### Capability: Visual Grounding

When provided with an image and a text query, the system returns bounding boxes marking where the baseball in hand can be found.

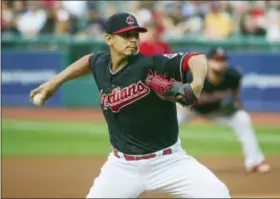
[32,93,44,106]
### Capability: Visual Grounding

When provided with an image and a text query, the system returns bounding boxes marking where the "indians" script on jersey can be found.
[100,81,150,112]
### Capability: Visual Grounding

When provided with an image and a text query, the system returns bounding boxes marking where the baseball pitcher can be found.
[30,13,230,198]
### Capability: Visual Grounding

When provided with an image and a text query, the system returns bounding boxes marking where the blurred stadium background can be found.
[2,0,280,198]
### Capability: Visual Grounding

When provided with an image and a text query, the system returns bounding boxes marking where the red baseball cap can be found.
[105,13,147,34]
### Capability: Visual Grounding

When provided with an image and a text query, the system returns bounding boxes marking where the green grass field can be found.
[2,119,280,157]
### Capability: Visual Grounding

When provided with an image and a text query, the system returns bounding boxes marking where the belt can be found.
[112,148,172,161]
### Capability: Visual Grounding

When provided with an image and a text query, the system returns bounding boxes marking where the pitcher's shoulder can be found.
[133,53,155,68]
[134,53,178,66]
[88,51,111,72]
[92,51,111,62]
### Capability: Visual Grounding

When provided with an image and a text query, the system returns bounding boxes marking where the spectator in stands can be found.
[203,2,233,40]
[180,1,204,35]
[2,1,24,34]
[251,1,266,30]
[59,1,86,34]
[240,13,266,37]
[41,0,56,9]
[3,0,279,40]
[139,22,171,56]
[150,6,166,37]
[84,8,106,36]
[2,1,16,34]
[87,1,99,12]
[52,1,74,35]
[155,6,186,39]
[265,8,280,42]
[61,1,87,19]
[219,1,234,16]
[230,1,251,35]
[40,1,56,34]
[16,1,47,36]
[130,1,153,27]
[104,2,118,19]
[11,0,26,16]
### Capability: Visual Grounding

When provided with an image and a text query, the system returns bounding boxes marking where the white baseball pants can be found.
[176,104,265,170]
[86,139,230,198]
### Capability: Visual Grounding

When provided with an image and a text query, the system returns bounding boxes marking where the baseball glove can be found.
[145,70,198,106]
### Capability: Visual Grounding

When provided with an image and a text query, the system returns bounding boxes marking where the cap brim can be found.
[113,26,147,34]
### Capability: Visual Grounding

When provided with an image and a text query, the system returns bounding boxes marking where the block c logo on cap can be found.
[126,15,135,25]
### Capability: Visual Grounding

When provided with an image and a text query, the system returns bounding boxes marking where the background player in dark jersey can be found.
[30,13,230,198]
[177,46,270,174]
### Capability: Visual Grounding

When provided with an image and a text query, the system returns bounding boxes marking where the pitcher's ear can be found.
[105,34,113,46]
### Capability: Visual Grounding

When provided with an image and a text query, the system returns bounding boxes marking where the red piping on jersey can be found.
[88,53,94,63]
[182,52,203,72]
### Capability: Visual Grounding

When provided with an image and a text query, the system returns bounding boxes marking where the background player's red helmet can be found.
[105,13,147,34]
